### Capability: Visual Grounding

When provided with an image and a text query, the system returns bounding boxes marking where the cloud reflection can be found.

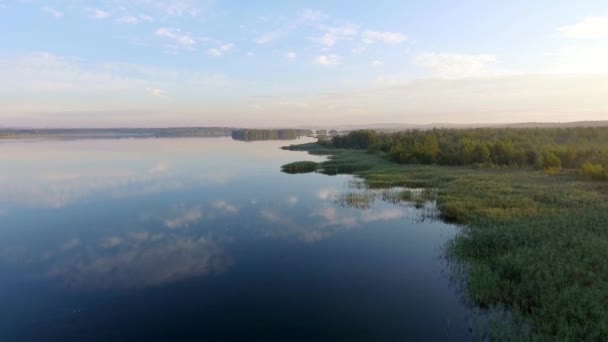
[259,204,405,243]
[47,235,232,289]
[164,206,203,229]
[212,200,239,214]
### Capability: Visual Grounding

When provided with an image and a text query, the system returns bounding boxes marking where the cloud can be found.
[317,188,337,199]
[255,31,284,45]
[61,238,81,251]
[146,87,166,98]
[207,43,234,57]
[299,8,327,22]
[361,209,402,222]
[86,8,110,19]
[192,74,235,87]
[413,53,498,78]
[149,162,170,174]
[117,15,140,24]
[545,46,608,74]
[311,207,358,227]
[155,27,196,48]
[100,236,123,248]
[164,207,203,229]
[139,14,154,22]
[315,54,340,67]
[362,30,406,44]
[371,60,383,67]
[47,236,232,289]
[0,52,156,99]
[288,196,298,205]
[558,16,608,39]
[42,6,63,18]
[313,24,358,47]
[286,51,297,60]
[156,0,201,17]
[255,8,327,46]
[130,232,150,240]
[213,200,239,214]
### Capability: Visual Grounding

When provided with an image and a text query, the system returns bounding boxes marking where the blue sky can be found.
[1,0,608,127]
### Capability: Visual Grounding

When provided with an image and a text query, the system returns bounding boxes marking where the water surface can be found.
[0,137,472,341]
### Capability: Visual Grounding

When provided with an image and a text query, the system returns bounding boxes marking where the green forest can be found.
[327,128,608,180]
[232,129,313,141]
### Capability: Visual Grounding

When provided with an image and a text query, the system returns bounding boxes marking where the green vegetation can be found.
[0,127,236,139]
[284,128,608,340]
[231,129,312,141]
[281,161,319,173]
[327,128,608,179]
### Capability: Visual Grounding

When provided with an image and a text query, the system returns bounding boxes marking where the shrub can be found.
[577,162,608,181]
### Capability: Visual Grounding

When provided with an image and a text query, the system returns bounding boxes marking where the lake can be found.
[0,137,473,341]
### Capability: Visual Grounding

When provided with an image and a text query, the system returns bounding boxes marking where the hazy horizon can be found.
[2,1,608,127]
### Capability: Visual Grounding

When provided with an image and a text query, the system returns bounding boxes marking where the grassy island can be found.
[283,128,608,341]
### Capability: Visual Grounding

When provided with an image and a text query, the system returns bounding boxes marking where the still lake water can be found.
[0,137,472,341]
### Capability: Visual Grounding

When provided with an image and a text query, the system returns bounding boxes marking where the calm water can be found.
[0,137,472,341]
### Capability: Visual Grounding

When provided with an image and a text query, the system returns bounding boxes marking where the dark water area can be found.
[0,137,473,341]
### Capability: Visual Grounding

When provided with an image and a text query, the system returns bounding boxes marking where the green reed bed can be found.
[283,143,608,341]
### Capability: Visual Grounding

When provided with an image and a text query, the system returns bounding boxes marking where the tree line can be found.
[323,128,608,180]
[232,129,312,141]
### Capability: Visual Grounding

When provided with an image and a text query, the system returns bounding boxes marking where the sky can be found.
[1,0,608,127]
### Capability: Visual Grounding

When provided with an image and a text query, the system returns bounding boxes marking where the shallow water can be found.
[0,137,472,341]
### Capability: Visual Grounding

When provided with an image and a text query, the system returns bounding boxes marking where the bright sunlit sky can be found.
[1,0,608,127]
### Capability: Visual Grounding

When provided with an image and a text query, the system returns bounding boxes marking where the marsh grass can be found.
[281,161,319,173]
[284,142,608,341]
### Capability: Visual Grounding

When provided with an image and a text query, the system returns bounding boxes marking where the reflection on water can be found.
[0,137,472,341]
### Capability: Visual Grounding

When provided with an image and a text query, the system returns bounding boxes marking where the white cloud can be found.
[86,8,110,19]
[317,188,337,199]
[255,31,284,45]
[148,162,170,174]
[311,207,358,227]
[155,27,196,48]
[288,196,298,205]
[545,46,608,74]
[207,43,234,57]
[361,209,402,222]
[414,53,498,78]
[159,1,201,17]
[47,236,232,289]
[299,8,327,22]
[255,8,327,46]
[164,207,202,229]
[371,60,383,67]
[362,30,406,44]
[315,54,340,67]
[61,238,80,251]
[192,74,234,87]
[313,24,358,47]
[117,15,140,24]
[0,52,157,100]
[146,87,166,98]
[139,14,154,22]
[558,16,608,39]
[100,236,123,248]
[213,200,239,214]
[316,33,337,47]
[42,6,63,18]
[286,51,297,60]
